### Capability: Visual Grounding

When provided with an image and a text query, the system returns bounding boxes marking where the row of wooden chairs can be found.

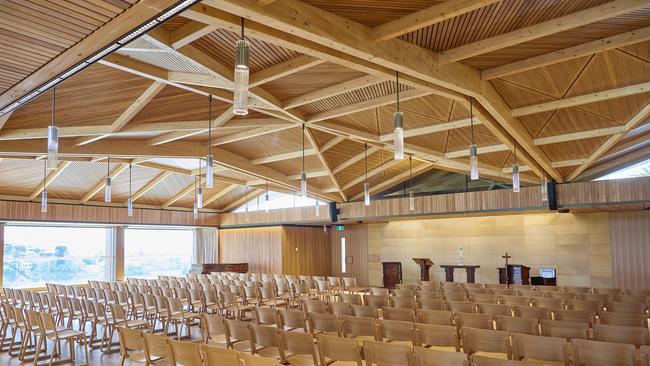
[398,281,650,296]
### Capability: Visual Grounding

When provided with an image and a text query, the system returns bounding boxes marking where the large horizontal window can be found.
[3,225,111,288]
[234,191,321,212]
[596,159,650,181]
[124,228,193,279]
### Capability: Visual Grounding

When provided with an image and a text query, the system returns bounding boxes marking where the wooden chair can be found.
[552,309,596,326]
[339,315,378,342]
[225,318,253,352]
[222,292,253,320]
[307,312,340,336]
[511,333,569,366]
[469,294,498,304]
[253,306,279,326]
[369,288,389,296]
[500,296,529,306]
[476,303,512,317]
[329,301,352,316]
[238,352,283,366]
[417,309,453,326]
[612,295,649,304]
[447,301,477,314]
[593,323,649,347]
[35,311,89,366]
[340,293,363,305]
[416,291,442,300]
[455,312,493,330]
[363,339,413,366]
[565,299,603,313]
[248,323,282,359]
[392,288,414,298]
[316,334,363,366]
[168,338,203,366]
[200,344,239,366]
[462,327,512,359]
[528,297,563,309]
[303,299,327,314]
[540,319,589,340]
[495,315,539,335]
[200,313,227,347]
[166,297,200,340]
[277,308,307,332]
[416,298,446,310]
[382,307,414,322]
[470,355,534,366]
[412,346,467,366]
[142,331,171,365]
[444,292,468,302]
[606,301,648,314]
[390,296,415,309]
[351,304,378,318]
[599,311,648,327]
[513,305,550,319]
[378,319,415,344]
[117,326,147,366]
[364,295,389,308]
[414,323,460,352]
[569,338,636,366]
[277,329,319,366]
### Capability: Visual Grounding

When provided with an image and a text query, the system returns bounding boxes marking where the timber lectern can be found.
[412,258,434,281]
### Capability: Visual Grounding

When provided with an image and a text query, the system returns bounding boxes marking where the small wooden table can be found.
[440,264,481,283]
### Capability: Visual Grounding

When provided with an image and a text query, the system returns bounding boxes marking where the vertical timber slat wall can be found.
[218,227,283,274]
[282,226,330,276]
[0,223,4,288]
[610,211,650,290]
[330,224,369,285]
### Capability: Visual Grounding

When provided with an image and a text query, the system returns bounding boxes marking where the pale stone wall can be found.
[367,212,612,288]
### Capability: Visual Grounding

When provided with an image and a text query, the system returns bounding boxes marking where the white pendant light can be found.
[409,156,415,211]
[193,177,198,219]
[206,95,214,188]
[233,18,249,116]
[468,98,479,180]
[512,147,520,193]
[127,163,133,217]
[196,159,203,208]
[541,176,548,201]
[300,124,307,197]
[104,156,112,202]
[47,88,58,170]
[264,180,270,213]
[315,198,320,216]
[393,71,404,160]
[364,143,370,206]
[41,161,47,213]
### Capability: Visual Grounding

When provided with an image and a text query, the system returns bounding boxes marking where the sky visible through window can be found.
[595,159,650,181]
[233,191,320,212]
[124,228,193,279]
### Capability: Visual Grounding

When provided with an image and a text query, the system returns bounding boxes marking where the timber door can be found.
[382,262,402,289]
[329,224,368,285]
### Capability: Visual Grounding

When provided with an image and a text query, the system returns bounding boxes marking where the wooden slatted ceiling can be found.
[47,161,114,200]
[135,172,194,206]
[3,64,152,130]
[262,62,366,101]
[0,0,135,93]
[192,28,300,74]
[298,81,411,114]
[0,159,44,196]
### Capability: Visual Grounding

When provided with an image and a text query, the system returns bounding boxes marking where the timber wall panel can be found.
[218,206,330,227]
[610,211,650,290]
[330,224,369,286]
[557,177,650,207]
[282,226,331,276]
[367,212,612,288]
[0,200,217,226]
[218,226,283,274]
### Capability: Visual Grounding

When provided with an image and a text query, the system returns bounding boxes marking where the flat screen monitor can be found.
[540,268,556,278]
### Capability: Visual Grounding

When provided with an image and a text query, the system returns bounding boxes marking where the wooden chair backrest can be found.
[249,323,280,348]
[412,346,467,366]
[382,307,415,322]
[200,342,239,366]
[552,309,596,326]
[593,323,649,347]
[277,308,307,332]
[570,338,636,366]
[143,332,171,360]
[470,294,498,304]
[316,334,363,366]
[363,339,413,366]
[470,355,534,366]
[329,301,352,316]
[277,329,317,363]
[414,323,460,351]
[495,315,539,335]
[416,309,453,326]
[118,326,144,353]
[168,338,202,366]
[417,298,446,310]
[446,301,476,314]
[225,318,252,342]
[379,319,415,342]
[351,304,378,319]
[454,312,493,330]
[308,312,340,335]
[253,306,279,326]
[364,295,389,307]
[238,352,282,366]
[339,315,378,339]
[511,333,568,363]
[540,319,589,340]
[513,305,550,320]
[599,311,648,328]
[391,296,415,309]
[500,295,529,306]
[340,293,362,305]
[476,303,512,317]
[462,327,511,358]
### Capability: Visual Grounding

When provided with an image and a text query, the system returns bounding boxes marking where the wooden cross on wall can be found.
[502,252,512,288]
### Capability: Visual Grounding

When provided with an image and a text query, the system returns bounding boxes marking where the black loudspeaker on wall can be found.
[547,181,558,211]
[329,202,338,222]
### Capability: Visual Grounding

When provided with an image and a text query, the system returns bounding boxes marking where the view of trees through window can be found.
[3,225,110,288]
[124,228,193,279]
